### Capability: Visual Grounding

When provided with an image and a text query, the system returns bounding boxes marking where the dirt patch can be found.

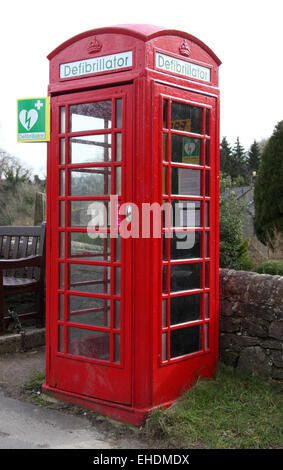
[0,346,46,399]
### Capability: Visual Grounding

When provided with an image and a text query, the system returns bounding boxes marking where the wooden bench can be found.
[0,222,46,334]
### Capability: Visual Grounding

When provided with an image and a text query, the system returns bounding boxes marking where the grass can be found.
[144,364,283,449]
[23,371,45,392]
[23,371,46,404]
[22,366,283,449]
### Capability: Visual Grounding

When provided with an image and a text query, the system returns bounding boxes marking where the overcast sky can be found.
[0,0,282,176]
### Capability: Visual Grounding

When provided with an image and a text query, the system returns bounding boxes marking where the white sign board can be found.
[155,52,211,83]
[60,51,133,79]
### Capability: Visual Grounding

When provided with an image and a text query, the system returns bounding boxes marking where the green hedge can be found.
[256,259,283,276]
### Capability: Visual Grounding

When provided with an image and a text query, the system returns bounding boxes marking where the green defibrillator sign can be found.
[182,136,201,165]
[17,97,50,142]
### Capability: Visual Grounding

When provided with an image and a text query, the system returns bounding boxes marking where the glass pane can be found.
[162,299,167,327]
[163,100,168,128]
[205,202,209,227]
[162,266,168,293]
[163,134,168,161]
[171,101,202,134]
[205,140,210,166]
[70,200,110,228]
[116,133,122,161]
[170,294,201,325]
[114,334,120,363]
[59,170,65,196]
[69,264,110,294]
[114,301,120,329]
[59,232,65,258]
[170,263,201,292]
[70,167,111,196]
[60,107,66,134]
[162,332,167,361]
[115,99,122,128]
[163,235,169,261]
[68,296,110,327]
[58,326,64,353]
[170,231,201,259]
[171,135,202,165]
[205,263,210,288]
[67,327,110,360]
[59,263,65,289]
[163,167,168,195]
[69,101,112,132]
[205,232,209,258]
[70,134,111,164]
[115,267,121,295]
[163,201,172,229]
[69,232,110,261]
[59,201,65,227]
[171,167,202,196]
[205,109,210,136]
[59,294,64,321]
[171,200,201,227]
[60,138,65,164]
[115,236,121,261]
[115,167,121,195]
[170,325,202,358]
[205,171,210,196]
[205,293,209,319]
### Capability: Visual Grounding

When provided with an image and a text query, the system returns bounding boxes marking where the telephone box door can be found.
[47,85,132,405]
[156,83,219,385]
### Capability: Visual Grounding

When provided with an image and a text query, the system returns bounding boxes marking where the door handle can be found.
[126,205,132,222]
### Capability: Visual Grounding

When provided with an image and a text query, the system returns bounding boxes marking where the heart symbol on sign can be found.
[19,109,38,131]
[184,142,196,155]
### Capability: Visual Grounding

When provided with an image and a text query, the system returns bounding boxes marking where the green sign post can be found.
[17,97,50,142]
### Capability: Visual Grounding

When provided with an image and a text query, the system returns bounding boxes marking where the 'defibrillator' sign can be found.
[17,97,50,142]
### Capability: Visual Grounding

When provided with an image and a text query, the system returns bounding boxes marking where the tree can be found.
[220,137,249,184]
[0,149,31,183]
[219,173,252,270]
[0,147,42,225]
[231,137,248,183]
[247,140,261,175]
[254,121,283,249]
[258,138,269,155]
[220,137,233,175]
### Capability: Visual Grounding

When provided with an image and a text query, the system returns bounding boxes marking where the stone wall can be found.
[219,269,283,380]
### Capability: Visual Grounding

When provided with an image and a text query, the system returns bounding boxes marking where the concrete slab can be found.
[0,328,45,355]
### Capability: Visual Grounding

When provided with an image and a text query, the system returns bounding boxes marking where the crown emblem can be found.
[179,40,191,57]
[87,36,102,54]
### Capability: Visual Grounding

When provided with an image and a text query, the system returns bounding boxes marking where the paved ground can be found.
[0,346,150,449]
[0,391,117,449]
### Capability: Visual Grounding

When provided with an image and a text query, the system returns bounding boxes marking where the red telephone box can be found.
[43,24,221,425]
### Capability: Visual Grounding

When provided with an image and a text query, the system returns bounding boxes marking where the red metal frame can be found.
[43,24,220,425]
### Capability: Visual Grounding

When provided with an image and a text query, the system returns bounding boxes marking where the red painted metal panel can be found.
[48,24,221,66]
